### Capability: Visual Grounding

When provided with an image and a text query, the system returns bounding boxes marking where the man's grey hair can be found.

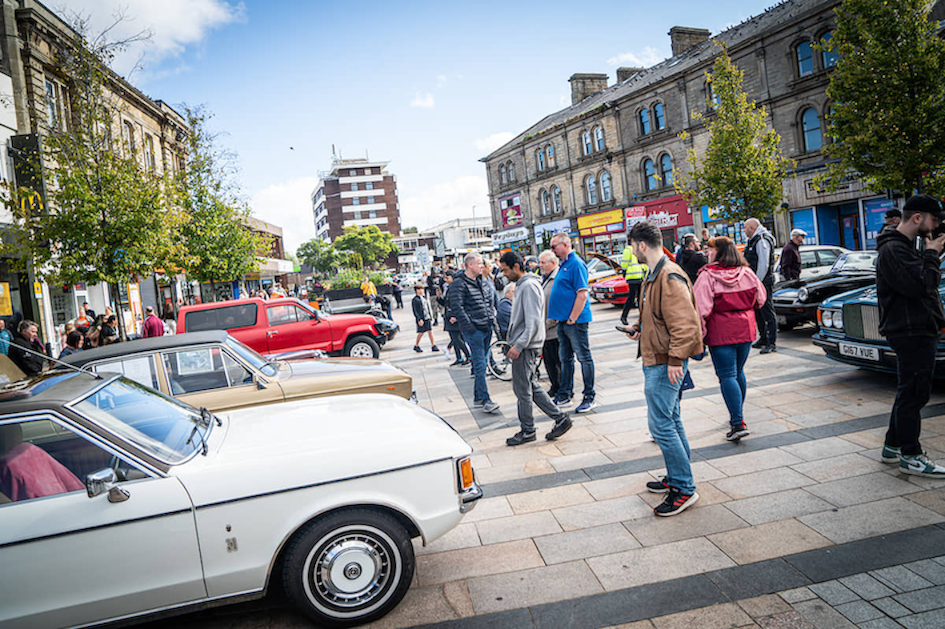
[463,252,482,268]
[538,249,557,264]
[504,283,515,298]
[18,320,36,334]
[550,232,570,246]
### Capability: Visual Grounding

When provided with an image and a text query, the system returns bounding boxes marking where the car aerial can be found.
[0,370,480,628]
[813,257,945,375]
[178,297,389,359]
[774,244,849,283]
[58,331,414,411]
[772,250,879,330]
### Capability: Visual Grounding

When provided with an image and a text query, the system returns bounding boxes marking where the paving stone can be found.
[805,472,922,508]
[708,558,812,600]
[650,602,754,629]
[708,519,832,565]
[904,488,945,516]
[903,559,945,585]
[789,453,889,483]
[364,585,458,628]
[780,587,818,604]
[553,495,652,531]
[711,468,818,500]
[723,489,835,526]
[808,581,860,605]
[898,608,945,629]
[506,483,595,514]
[857,619,908,629]
[466,560,604,614]
[582,473,653,500]
[417,539,545,586]
[756,610,815,628]
[416,523,481,555]
[737,594,793,619]
[534,523,640,565]
[836,574,895,600]
[624,504,749,547]
[647,460,729,483]
[833,600,884,623]
[798,497,945,544]
[476,511,562,545]
[587,537,737,591]
[872,566,935,594]
[791,599,858,629]
[779,437,864,462]
[549,450,614,473]
[872,596,912,618]
[461,496,513,523]
[892,584,945,613]
[707,448,806,477]
[442,581,475,618]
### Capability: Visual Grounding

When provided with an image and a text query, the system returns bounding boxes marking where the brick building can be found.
[312,158,401,242]
[482,0,945,255]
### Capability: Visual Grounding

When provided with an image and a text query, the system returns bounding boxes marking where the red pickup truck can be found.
[177,297,387,358]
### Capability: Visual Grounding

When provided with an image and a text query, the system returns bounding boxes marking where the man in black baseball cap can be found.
[879,208,902,237]
[875,194,945,479]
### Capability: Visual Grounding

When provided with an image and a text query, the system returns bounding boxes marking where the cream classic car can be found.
[0,371,480,627]
[60,331,413,411]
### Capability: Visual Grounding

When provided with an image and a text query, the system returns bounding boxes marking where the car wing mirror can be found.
[86,468,130,503]
[255,374,268,390]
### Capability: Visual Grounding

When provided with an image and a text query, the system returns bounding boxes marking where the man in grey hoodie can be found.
[499,251,572,446]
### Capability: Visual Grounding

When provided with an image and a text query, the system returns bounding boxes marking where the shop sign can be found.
[533,218,570,240]
[577,208,624,236]
[805,173,861,199]
[624,206,647,229]
[33,281,42,299]
[649,210,679,228]
[492,226,528,245]
[702,205,725,223]
[499,194,523,228]
[0,283,11,316]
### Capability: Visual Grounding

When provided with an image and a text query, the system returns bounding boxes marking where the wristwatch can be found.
[566,317,574,324]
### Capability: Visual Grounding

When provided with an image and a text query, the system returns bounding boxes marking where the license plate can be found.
[838,342,880,361]
[777,315,787,325]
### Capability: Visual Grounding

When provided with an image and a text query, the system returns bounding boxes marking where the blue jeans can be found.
[643,361,695,495]
[709,342,751,427]
[557,322,595,400]
[466,327,492,404]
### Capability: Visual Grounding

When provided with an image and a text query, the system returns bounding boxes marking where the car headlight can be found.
[822,310,833,327]
[798,287,809,302]
[831,310,843,330]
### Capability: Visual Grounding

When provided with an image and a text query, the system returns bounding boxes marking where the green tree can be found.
[0,28,183,337]
[403,226,418,233]
[675,46,795,222]
[297,237,338,276]
[332,225,398,268]
[821,0,945,197]
[174,106,270,301]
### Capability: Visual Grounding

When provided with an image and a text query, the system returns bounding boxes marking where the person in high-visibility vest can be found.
[620,245,647,325]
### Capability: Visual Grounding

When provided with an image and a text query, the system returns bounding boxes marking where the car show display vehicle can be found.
[773,251,878,329]
[0,371,480,628]
[59,331,414,411]
[774,245,848,283]
[590,275,630,305]
[178,297,388,359]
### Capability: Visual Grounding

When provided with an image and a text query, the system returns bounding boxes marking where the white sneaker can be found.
[899,452,945,478]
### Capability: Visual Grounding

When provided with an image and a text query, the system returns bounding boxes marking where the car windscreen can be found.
[73,377,210,465]
[830,252,878,273]
[225,336,277,377]
[185,303,257,332]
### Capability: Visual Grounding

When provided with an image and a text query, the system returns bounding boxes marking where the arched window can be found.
[802,107,823,152]
[660,154,674,187]
[821,31,838,68]
[552,185,561,213]
[508,161,516,182]
[537,149,546,171]
[499,164,507,185]
[586,175,598,205]
[707,82,720,109]
[654,103,666,130]
[582,131,592,155]
[547,144,556,167]
[797,41,813,77]
[639,108,651,135]
[594,126,604,151]
[600,171,612,203]
[644,159,658,191]
[541,189,551,216]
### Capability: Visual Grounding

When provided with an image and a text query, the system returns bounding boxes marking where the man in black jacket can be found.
[676,234,707,283]
[744,218,777,354]
[9,320,45,376]
[876,194,945,479]
[448,252,500,413]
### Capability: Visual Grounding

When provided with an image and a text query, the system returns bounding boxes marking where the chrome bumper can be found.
[459,482,483,513]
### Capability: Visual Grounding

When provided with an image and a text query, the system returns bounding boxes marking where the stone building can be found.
[312,157,401,242]
[482,0,945,256]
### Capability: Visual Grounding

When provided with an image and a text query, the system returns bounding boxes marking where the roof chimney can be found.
[669,26,711,56]
[569,73,609,106]
[616,67,645,83]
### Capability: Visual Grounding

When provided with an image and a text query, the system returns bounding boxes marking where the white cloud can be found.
[436,74,447,88]
[473,132,514,153]
[410,92,435,108]
[399,176,490,232]
[606,46,665,68]
[54,0,244,77]
[249,176,318,255]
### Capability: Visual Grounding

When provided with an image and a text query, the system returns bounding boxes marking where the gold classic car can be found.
[59,331,413,411]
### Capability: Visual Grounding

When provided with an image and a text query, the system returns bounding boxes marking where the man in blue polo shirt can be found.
[548,232,597,413]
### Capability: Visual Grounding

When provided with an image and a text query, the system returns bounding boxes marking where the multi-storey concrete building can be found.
[482,0,945,256]
[312,158,401,242]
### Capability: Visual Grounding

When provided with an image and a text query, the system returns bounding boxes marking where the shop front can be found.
[533,218,571,252]
[788,199,893,250]
[577,208,626,256]
[626,194,695,251]
[702,206,774,247]
[492,226,530,255]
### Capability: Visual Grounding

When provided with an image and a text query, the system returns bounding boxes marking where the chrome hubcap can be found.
[314,534,390,608]
[350,343,373,357]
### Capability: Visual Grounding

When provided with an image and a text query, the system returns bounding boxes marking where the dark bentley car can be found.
[812,258,945,375]
[773,251,878,329]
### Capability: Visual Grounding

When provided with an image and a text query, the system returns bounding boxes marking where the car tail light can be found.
[457,457,475,491]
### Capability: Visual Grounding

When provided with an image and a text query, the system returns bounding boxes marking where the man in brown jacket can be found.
[625,221,703,516]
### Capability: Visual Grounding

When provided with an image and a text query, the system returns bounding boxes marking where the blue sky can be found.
[64,0,780,253]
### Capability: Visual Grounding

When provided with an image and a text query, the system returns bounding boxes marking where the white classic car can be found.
[0,371,480,628]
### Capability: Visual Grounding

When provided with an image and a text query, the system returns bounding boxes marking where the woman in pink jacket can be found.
[693,237,767,442]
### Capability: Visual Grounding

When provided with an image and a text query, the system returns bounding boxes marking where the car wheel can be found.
[344,335,380,358]
[282,509,415,627]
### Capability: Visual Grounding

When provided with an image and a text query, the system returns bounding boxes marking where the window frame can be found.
[586,175,598,205]
[537,148,546,171]
[660,154,674,187]
[540,189,551,216]
[801,107,823,153]
[508,161,516,182]
[643,158,659,191]
[820,30,839,68]
[582,130,592,156]
[639,108,651,135]
[499,164,508,185]
[552,185,561,213]
[600,171,612,203]
[594,126,605,151]
[654,103,666,130]
[546,143,556,168]
[796,40,814,77]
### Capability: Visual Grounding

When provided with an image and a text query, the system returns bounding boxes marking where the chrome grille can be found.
[843,304,883,341]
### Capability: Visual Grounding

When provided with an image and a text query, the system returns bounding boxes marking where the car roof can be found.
[0,371,116,413]
[60,331,231,366]
[179,297,306,313]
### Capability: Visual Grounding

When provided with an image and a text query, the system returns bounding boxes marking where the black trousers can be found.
[754,277,777,346]
[886,335,938,455]
[394,293,403,308]
[448,330,470,361]
[620,281,643,322]
[543,337,561,396]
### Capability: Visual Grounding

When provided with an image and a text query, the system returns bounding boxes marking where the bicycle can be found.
[487,336,544,382]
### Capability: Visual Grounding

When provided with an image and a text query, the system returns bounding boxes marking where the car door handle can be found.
[267,330,278,337]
